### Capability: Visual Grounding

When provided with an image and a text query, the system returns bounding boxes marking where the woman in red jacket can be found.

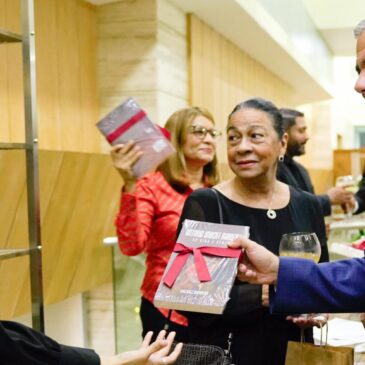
[111,107,220,341]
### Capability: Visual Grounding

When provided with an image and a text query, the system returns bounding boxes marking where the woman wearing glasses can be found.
[111,107,221,341]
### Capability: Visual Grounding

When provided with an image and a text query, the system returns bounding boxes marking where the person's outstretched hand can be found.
[286,313,329,329]
[101,330,182,365]
[228,236,279,285]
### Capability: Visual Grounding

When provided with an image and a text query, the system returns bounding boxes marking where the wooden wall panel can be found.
[0,0,101,152]
[308,169,333,195]
[188,15,293,163]
[0,150,121,318]
[333,149,365,184]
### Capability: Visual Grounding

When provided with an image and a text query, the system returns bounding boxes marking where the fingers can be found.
[112,141,136,154]
[155,331,176,357]
[237,264,257,283]
[228,236,253,250]
[156,330,168,341]
[286,314,328,328]
[141,331,154,349]
[164,331,177,345]
[111,141,143,166]
[145,331,176,358]
[164,342,183,364]
[146,331,181,365]
[146,339,169,356]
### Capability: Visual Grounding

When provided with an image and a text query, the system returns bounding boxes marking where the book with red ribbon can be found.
[154,219,250,314]
[96,97,175,178]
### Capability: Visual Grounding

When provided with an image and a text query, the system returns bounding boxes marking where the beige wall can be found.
[0,0,100,153]
[97,0,188,154]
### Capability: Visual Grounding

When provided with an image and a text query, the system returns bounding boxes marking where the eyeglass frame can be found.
[188,125,222,140]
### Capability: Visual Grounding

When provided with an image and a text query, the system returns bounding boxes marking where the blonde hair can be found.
[158,107,219,191]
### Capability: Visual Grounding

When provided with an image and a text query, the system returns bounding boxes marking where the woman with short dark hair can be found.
[177,97,329,365]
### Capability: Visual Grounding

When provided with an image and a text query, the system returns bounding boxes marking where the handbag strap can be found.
[319,321,329,347]
[211,188,224,224]
[164,309,172,331]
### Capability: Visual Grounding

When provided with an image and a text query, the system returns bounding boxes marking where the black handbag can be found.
[167,189,234,365]
[172,340,233,365]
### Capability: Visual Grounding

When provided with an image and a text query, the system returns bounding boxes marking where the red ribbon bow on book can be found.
[163,242,241,288]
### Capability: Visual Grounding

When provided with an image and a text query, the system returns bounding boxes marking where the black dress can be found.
[177,186,329,365]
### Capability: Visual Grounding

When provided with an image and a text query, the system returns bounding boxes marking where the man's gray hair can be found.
[354,19,365,39]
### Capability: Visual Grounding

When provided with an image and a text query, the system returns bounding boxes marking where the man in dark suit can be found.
[230,236,365,314]
[277,108,353,216]
[228,18,365,315]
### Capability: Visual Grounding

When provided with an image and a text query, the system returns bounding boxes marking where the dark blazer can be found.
[0,320,99,365]
[277,155,331,216]
[270,257,365,314]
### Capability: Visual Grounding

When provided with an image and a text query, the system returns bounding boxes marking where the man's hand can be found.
[326,187,353,205]
[228,236,279,285]
[100,330,182,365]
[286,314,328,329]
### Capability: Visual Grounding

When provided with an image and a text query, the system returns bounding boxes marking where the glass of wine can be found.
[279,232,321,263]
[279,232,321,341]
[335,175,358,218]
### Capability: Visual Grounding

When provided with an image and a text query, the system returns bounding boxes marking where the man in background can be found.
[277,108,353,216]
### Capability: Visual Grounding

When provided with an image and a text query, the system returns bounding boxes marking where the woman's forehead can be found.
[228,108,272,129]
[191,115,214,127]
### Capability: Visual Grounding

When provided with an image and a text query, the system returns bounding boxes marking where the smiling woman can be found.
[176,97,330,365]
[110,106,220,342]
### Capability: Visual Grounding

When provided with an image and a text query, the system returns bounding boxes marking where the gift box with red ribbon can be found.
[96,97,175,178]
[154,219,249,314]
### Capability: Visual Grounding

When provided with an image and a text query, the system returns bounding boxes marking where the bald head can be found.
[354,19,365,39]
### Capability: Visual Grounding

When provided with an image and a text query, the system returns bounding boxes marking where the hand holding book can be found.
[97,97,175,179]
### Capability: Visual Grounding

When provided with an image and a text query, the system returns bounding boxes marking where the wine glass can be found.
[279,232,321,263]
[279,232,321,341]
[336,175,358,218]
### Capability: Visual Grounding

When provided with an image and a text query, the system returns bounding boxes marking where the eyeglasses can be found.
[188,125,222,140]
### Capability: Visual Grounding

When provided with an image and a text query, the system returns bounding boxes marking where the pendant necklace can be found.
[266,185,277,219]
